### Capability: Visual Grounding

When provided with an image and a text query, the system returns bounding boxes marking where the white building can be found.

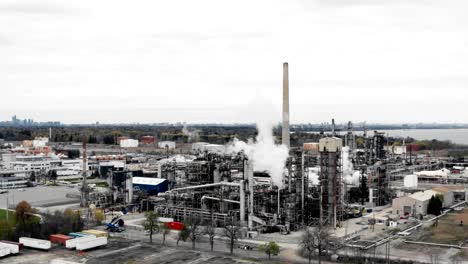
[33,137,49,147]
[158,141,176,149]
[392,188,456,217]
[11,155,51,172]
[200,144,225,154]
[1,153,17,169]
[120,139,139,148]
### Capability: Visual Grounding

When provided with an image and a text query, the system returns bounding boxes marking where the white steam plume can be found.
[226,97,289,189]
[308,167,320,186]
[342,146,360,186]
[182,123,200,142]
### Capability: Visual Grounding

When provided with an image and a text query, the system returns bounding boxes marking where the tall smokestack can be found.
[282,62,290,148]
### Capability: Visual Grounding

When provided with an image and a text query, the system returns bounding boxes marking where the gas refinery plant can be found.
[44,63,465,234]
[1,63,467,263]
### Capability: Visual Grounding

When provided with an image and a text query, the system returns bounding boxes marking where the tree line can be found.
[0,201,84,241]
[143,211,280,260]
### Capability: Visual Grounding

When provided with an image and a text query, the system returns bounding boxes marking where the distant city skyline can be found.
[2,0,468,124]
[1,114,468,127]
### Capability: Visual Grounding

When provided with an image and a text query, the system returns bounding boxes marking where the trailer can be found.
[81,230,108,238]
[65,235,97,249]
[0,241,23,252]
[75,237,107,251]
[50,234,73,245]
[0,246,10,258]
[0,242,20,254]
[19,237,51,250]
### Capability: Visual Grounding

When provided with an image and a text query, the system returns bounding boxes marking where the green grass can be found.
[95,182,109,187]
[0,209,16,225]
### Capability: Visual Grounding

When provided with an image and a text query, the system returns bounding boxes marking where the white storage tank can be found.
[404,174,418,188]
[319,137,342,152]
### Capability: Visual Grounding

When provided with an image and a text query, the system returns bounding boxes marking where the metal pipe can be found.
[239,180,245,226]
[201,196,240,204]
[170,182,240,192]
[247,159,254,230]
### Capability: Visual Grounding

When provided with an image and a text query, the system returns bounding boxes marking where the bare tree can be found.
[223,218,240,255]
[300,228,315,264]
[300,224,334,264]
[160,223,170,245]
[187,215,203,249]
[204,223,217,252]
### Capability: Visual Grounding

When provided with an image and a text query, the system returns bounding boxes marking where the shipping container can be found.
[0,242,20,254]
[49,234,73,245]
[19,237,51,250]
[65,235,97,249]
[81,230,108,238]
[166,221,183,231]
[0,241,23,251]
[75,237,107,251]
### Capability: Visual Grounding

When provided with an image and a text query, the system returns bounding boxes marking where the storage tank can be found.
[403,175,418,188]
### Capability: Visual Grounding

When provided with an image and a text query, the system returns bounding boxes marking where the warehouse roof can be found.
[409,190,437,202]
[132,177,167,186]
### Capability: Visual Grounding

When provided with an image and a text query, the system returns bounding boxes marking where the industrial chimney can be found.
[282,62,290,148]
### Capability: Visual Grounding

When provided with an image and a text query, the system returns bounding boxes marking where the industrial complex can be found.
[0,64,467,263]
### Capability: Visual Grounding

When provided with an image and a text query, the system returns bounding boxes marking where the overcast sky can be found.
[1,0,468,124]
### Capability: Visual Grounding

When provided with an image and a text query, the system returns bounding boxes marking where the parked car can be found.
[237,244,253,250]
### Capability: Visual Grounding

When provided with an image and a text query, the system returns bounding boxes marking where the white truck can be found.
[0,242,19,254]
[75,237,107,251]
[65,235,97,249]
[19,237,51,250]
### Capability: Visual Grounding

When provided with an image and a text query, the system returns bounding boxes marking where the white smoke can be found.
[226,97,289,189]
[182,123,200,142]
[308,167,320,186]
[342,146,360,186]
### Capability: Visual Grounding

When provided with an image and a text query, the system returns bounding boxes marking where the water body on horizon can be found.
[314,129,468,145]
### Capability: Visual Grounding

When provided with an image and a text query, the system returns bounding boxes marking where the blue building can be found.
[132,177,168,195]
